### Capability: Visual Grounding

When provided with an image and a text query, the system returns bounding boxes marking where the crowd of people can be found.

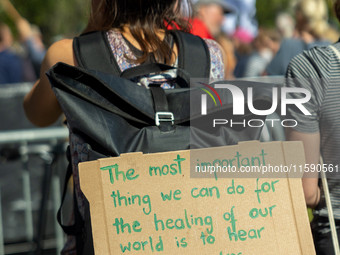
[0,17,46,84]
[1,0,340,254]
[2,0,339,84]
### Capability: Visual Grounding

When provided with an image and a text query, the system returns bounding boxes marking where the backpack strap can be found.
[74,30,211,79]
[73,31,122,76]
[170,30,211,79]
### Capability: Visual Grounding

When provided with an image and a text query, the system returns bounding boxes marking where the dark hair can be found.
[91,0,192,64]
[335,0,340,23]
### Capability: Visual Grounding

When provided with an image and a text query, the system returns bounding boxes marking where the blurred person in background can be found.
[191,0,232,40]
[243,29,281,77]
[16,18,46,79]
[266,0,330,76]
[221,0,258,39]
[232,29,253,78]
[324,25,340,43]
[0,22,23,84]
[285,0,340,253]
[0,0,46,81]
[275,12,295,39]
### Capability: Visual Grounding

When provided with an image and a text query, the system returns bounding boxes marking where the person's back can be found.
[23,1,225,254]
[243,30,281,77]
[0,49,23,84]
[266,37,329,76]
[285,1,340,254]
[0,23,23,84]
[285,38,340,255]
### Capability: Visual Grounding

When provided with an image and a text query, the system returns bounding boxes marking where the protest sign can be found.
[79,141,315,255]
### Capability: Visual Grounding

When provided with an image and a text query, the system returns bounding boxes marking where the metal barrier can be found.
[0,127,69,255]
[0,128,69,144]
[0,82,69,255]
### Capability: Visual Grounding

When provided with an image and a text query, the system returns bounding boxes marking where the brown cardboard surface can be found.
[79,141,315,255]
[283,142,315,255]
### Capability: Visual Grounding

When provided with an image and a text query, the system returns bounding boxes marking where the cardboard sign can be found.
[79,141,315,255]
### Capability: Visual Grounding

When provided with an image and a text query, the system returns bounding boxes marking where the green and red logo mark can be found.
[198,82,222,115]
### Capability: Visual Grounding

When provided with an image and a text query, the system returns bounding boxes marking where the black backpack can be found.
[49,30,273,254]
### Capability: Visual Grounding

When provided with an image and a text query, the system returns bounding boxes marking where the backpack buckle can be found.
[155,112,174,126]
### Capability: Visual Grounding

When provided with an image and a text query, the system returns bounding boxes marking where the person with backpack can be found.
[23,0,226,254]
[285,0,340,254]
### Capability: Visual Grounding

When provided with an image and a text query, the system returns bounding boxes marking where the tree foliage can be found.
[256,0,292,28]
[0,0,90,45]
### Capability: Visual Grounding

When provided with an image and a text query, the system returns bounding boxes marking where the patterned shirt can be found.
[285,40,340,234]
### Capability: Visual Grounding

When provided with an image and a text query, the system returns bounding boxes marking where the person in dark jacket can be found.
[0,23,23,84]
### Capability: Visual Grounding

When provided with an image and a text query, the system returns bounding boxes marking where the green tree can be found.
[256,0,291,28]
[0,0,90,45]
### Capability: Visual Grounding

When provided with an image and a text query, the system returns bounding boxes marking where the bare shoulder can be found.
[23,38,75,127]
[43,39,75,68]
